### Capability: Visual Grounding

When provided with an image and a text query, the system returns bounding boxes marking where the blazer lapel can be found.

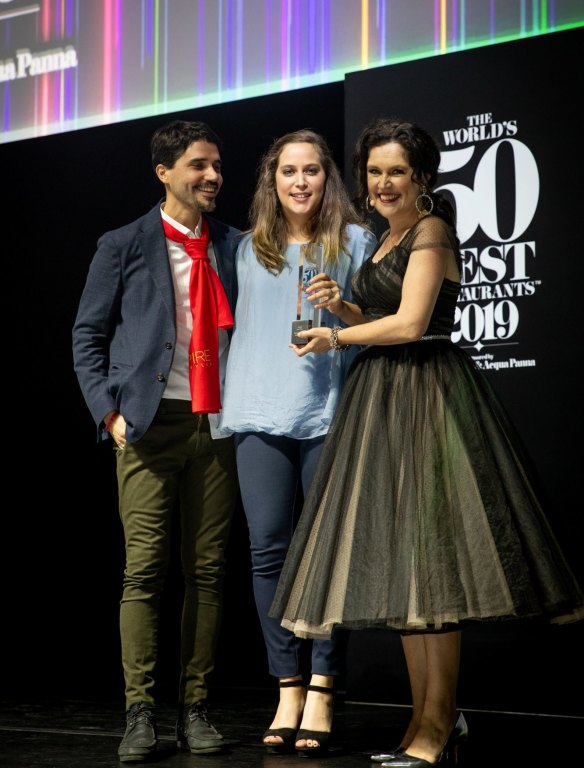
[206,215,237,311]
[139,202,175,316]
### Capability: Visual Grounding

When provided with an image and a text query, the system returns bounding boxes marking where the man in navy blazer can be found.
[72,120,240,762]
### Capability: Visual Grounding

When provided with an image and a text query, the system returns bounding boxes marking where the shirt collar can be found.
[160,206,202,238]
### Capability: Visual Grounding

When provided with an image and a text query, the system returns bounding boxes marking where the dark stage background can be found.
[2,29,582,717]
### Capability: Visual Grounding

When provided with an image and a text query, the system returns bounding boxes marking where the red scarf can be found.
[162,216,233,413]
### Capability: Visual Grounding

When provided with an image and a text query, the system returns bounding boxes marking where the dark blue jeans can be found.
[235,431,344,678]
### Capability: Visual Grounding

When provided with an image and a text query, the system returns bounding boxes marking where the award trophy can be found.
[291,243,324,344]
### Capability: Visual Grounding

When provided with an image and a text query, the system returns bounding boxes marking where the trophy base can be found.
[291,319,313,344]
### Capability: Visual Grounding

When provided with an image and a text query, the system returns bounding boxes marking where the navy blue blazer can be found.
[72,201,241,443]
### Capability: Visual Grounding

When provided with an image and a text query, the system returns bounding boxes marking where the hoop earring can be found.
[415,187,434,217]
[366,195,375,213]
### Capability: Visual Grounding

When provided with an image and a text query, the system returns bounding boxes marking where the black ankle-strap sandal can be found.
[262,679,305,754]
[295,683,334,758]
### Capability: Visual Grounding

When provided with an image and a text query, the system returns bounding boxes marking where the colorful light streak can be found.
[1,0,582,144]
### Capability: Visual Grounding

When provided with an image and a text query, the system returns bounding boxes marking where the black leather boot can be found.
[176,701,225,754]
[118,702,157,762]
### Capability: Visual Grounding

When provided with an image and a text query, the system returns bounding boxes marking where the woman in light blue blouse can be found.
[219,130,377,757]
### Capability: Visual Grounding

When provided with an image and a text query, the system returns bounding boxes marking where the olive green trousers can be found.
[115,399,238,709]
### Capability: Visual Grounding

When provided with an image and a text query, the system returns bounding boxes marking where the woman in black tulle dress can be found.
[271,118,584,767]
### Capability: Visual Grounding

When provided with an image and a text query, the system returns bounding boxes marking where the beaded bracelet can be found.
[329,326,349,352]
[104,411,119,433]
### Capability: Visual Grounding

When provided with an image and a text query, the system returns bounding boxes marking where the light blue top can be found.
[218,223,378,438]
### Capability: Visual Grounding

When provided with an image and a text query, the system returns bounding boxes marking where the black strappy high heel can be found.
[295,683,334,758]
[262,679,305,754]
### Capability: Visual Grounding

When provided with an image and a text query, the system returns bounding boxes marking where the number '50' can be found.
[436,139,539,245]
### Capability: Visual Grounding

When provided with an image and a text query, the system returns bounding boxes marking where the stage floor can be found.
[1,686,581,767]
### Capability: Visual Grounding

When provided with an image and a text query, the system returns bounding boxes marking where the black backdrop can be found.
[2,28,582,716]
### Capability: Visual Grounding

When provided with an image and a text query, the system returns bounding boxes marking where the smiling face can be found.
[156,139,223,222]
[275,142,326,231]
[367,141,422,225]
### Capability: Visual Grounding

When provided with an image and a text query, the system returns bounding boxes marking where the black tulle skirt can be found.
[270,340,584,638]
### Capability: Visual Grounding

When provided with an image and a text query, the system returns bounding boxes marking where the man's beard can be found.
[197,198,216,212]
[195,187,218,213]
